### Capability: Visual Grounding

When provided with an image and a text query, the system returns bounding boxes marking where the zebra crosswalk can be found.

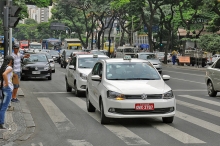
[34,94,220,146]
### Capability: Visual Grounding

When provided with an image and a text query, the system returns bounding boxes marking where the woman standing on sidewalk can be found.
[0,56,14,129]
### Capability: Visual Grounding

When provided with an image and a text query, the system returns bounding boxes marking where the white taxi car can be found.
[65,54,109,96]
[86,56,176,124]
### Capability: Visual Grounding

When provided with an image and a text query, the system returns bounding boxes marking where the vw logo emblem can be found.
[142,94,147,100]
[35,67,38,70]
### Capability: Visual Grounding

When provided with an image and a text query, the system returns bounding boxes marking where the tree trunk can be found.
[97,30,103,50]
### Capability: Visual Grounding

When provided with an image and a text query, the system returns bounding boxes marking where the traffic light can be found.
[8,6,22,28]
[0,0,6,19]
[160,43,163,46]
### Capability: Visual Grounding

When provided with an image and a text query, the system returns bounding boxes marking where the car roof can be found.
[104,58,150,63]
[77,54,108,58]
[137,52,155,54]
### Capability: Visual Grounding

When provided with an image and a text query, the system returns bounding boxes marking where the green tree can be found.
[24,18,37,25]
[198,34,220,53]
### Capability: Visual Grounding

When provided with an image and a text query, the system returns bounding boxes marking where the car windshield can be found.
[78,57,107,68]
[24,54,48,62]
[65,50,73,57]
[49,50,59,55]
[46,54,52,59]
[106,62,160,80]
[139,54,156,60]
[30,45,41,49]
[124,48,134,53]
[91,51,105,55]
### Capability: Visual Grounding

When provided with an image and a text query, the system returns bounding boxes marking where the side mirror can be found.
[162,75,170,81]
[69,65,75,70]
[91,75,101,81]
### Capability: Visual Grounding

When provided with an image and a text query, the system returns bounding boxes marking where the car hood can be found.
[51,55,59,57]
[78,68,92,76]
[104,80,171,95]
[147,59,161,64]
[23,62,48,67]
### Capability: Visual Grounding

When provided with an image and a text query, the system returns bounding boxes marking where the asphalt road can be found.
[13,63,220,146]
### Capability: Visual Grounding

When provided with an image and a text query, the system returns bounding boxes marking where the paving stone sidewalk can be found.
[0,88,35,146]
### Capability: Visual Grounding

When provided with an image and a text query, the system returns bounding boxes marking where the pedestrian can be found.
[171,50,177,65]
[11,44,30,102]
[0,55,14,129]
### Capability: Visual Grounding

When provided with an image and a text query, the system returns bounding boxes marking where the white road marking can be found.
[176,111,220,134]
[173,89,207,92]
[178,95,220,107]
[177,100,220,118]
[38,98,75,132]
[31,143,43,146]
[67,97,149,145]
[171,78,205,84]
[163,70,205,77]
[68,139,93,146]
[33,92,68,94]
[152,124,205,144]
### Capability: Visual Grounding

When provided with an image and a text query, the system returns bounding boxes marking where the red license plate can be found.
[135,103,154,110]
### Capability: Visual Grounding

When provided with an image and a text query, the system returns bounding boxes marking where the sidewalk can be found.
[163,63,208,71]
[0,88,35,146]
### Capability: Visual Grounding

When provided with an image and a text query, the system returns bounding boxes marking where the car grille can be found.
[114,107,174,115]
[125,94,162,99]
[28,67,44,71]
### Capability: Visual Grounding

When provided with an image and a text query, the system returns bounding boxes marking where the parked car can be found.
[205,58,220,97]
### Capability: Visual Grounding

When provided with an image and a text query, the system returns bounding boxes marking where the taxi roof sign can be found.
[123,55,131,60]
[93,54,98,58]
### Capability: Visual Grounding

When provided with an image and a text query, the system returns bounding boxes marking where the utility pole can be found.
[9,0,12,55]
[3,5,9,57]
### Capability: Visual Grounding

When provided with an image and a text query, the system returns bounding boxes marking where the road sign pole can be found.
[9,0,13,55]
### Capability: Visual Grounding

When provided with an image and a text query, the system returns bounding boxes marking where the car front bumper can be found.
[103,97,176,118]
[76,77,87,92]
[21,70,51,78]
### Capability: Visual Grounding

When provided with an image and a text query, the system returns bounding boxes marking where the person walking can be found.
[0,56,14,129]
[171,50,177,65]
[11,45,29,102]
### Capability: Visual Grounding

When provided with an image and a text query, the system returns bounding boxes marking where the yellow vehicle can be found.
[104,42,114,53]
[63,38,82,50]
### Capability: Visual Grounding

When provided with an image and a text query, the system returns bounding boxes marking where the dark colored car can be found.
[60,50,73,68]
[48,50,59,62]
[21,53,52,80]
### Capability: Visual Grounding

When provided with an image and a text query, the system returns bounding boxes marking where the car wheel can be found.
[100,99,110,124]
[48,74,52,80]
[159,71,162,74]
[207,81,217,97]
[162,116,174,123]
[86,90,95,112]
[66,80,72,92]
[74,83,81,97]
[52,70,55,73]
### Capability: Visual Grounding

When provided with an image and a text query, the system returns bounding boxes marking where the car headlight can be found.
[44,65,50,71]
[22,67,29,70]
[66,59,69,62]
[107,91,125,100]
[79,73,87,80]
[163,90,174,99]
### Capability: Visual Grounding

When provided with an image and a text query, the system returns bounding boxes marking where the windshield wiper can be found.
[108,78,125,80]
[79,67,91,68]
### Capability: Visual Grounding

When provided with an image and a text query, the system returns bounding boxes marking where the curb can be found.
[0,88,35,145]
[163,64,207,71]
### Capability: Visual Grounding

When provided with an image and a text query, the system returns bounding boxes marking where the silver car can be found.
[46,54,55,73]
[136,52,162,74]
[205,58,220,97]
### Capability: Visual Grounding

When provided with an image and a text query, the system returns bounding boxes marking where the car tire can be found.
[86,90,95,112]
[159,71,162,74]
[100,100,110,124]
[66,80,72,92]
[207,81,217,97]
[48,74,52,80]
[74,83,81,97]
[162,116,174,123]
[52,70,55,73]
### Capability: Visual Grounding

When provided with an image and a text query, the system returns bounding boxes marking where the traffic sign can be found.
[50,22,65,30]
